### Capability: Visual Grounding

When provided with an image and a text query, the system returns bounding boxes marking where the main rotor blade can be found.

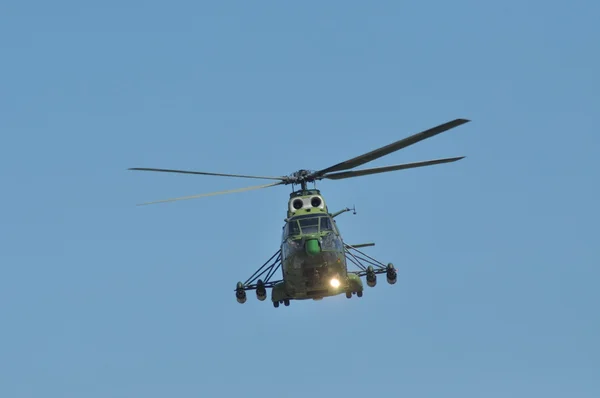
[135,181,283,206]
[321,156,465,180]
[314,118,470,176]
[128,167,286,181]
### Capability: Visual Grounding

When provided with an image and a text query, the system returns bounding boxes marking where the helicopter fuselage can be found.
[271,211,363,302]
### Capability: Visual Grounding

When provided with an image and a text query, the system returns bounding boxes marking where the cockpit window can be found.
[284,214,334,238]
[320,216,333,231]
[299,217,319,234]
[287,221,300,236]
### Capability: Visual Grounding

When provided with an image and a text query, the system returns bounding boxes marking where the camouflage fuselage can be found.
[271,190,363,302]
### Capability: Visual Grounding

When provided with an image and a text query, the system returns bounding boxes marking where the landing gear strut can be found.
[234,249,283,305]
[344,243,398,295]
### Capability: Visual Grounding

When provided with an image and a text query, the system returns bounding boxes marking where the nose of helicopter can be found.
[305,238,321,255]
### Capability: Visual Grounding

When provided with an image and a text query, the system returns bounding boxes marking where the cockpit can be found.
[283,214,335,239]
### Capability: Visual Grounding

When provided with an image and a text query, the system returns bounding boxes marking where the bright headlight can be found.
[330,278,340,288]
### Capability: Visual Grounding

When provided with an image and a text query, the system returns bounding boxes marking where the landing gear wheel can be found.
[357,290,363,297]
[346,291,352,299]
[284,299,290,306]
[273,301,279,308]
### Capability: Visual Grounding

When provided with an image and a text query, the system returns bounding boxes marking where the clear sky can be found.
[1,1,598,397]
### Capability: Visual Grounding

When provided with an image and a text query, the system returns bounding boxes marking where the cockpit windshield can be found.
[284,214,334,238]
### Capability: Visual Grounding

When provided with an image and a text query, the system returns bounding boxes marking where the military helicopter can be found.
[129,118,470,307]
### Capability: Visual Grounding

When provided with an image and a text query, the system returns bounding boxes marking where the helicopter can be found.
[129,118,471,308]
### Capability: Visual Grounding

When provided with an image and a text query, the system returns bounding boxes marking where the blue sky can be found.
[1,1,598,397]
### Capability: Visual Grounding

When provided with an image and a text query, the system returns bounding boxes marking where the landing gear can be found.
[346,290,363,298]
[273,299,290,308]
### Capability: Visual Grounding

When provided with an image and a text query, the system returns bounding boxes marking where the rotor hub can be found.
[288,169,316,183]
[285,169,320,191]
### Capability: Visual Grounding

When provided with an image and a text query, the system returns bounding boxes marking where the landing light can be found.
[330,278,340,288]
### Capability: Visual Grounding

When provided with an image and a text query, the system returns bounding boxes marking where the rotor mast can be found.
[289,169,313,193]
